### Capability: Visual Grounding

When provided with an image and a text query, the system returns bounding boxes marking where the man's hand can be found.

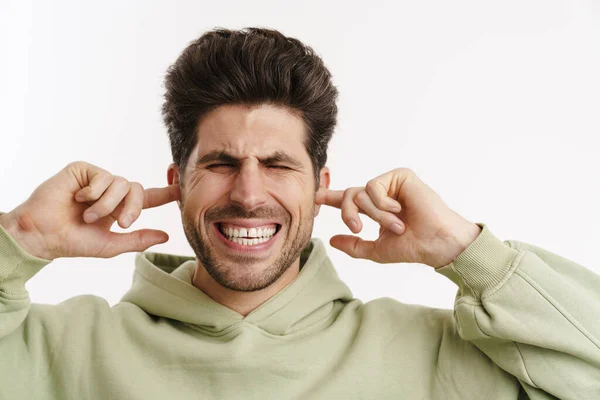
[315,168,481,269]
[0,161,180,260]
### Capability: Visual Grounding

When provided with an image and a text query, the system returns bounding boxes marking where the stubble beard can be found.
[181,203,314,292]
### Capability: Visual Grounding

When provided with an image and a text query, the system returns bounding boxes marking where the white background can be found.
[1,0,598,309]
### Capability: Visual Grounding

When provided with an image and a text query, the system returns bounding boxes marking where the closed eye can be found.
[208,164,234,169]
[206,163,291,171]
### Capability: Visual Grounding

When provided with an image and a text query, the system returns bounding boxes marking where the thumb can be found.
[103,229,169,257]
[330,234,375,260]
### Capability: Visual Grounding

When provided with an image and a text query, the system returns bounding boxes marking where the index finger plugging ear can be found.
[142,184,181,209]
[315,187,343,208]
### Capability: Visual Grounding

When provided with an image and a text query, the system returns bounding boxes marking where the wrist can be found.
[430,221,482,269]
[0,210,54,260]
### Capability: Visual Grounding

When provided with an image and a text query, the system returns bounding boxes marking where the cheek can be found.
[267,178,315,222]
[184,176,229,216]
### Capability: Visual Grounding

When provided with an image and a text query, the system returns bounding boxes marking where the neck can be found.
[191,258,301,317]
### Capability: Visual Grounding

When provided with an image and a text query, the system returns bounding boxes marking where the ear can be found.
[167,163,182,209]
[314,166,330,217]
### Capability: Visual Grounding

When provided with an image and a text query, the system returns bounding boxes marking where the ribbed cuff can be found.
[0,211,52,295]
[435,223,520,299]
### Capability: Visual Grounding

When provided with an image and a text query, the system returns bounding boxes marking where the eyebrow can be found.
[195,150,304,170]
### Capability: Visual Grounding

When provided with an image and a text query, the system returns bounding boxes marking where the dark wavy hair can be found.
[161,27,339,187]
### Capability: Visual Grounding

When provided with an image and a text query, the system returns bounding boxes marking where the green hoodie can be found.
[0,214,599,399]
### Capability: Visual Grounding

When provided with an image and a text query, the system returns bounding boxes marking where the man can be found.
[0,27,598,399]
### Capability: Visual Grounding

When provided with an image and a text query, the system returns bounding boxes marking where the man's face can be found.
[170,104,329,292]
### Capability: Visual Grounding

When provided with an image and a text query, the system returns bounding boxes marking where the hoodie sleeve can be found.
[0,211,121,398]
[435,223,600,399]
[0,211,52,339]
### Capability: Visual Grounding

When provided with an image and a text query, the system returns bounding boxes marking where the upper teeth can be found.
[220,225,277,238]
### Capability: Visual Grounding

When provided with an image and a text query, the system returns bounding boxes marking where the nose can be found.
[229,164,268,210]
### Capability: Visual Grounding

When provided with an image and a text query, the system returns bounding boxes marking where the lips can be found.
[214,219,283,228]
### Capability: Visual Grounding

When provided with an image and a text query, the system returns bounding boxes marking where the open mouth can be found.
[216,222,282,246]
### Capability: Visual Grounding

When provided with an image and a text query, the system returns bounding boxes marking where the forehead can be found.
[194,104,308,159]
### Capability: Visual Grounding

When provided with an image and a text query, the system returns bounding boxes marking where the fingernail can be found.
[122,215,132,227]
[391,207,401,213]
[392,223,404,235]
[84,212,98,223]
[350,220,358,230]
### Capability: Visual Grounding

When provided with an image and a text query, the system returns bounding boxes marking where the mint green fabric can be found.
[1,211,598,399]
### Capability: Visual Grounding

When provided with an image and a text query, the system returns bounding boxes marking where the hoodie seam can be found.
[241,310,341,340]
[470,303,536,386]
[514,266,600,351]
[182,321,244,337]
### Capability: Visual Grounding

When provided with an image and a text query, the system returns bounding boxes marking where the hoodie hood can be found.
[119,238,355,336]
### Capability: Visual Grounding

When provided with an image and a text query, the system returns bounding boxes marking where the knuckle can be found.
[98,169,112,177]
[111,176,130,190]
[343,186,360,198]
[356,190,369,203]
[355,192,371,210]
[101,170,115,183]
[133,231,144,248]
[397,167,414,176]
[127,183,144,205]
[350,242,361,258]
[365,180,377,192]
[87,176,112,199]
[342,188,353,201]
[342,188,360,206]
[66,160,87,169]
